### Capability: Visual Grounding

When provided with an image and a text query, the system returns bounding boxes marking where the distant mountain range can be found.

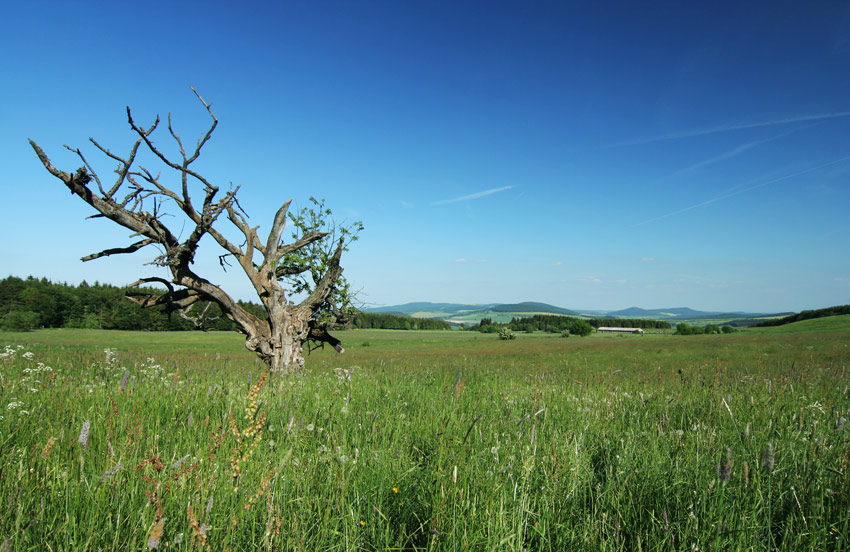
[606,307,719,318]
[364,301,777,325]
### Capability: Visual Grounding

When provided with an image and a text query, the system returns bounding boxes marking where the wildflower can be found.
[170,455,190,471]
[97,462,124,486]
[719,448,733,482]
[306,423,315,432]
[147,517,165,549]
[187,504,207,548]
[78,419,91,450]
[763,442,775,474]
[41,437,57,459]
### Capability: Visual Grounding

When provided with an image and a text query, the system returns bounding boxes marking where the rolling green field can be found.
[1,320,849,550]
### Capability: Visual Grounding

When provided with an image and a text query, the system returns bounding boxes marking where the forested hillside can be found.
[351,312,451,330]
[0,276,450,332]
[467,314,672,333]
[0,275,265,331]
[753,304,850,327]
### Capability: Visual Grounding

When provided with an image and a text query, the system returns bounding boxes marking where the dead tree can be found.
[29,89,361,373]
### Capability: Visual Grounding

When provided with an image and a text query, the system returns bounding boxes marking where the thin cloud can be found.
[432,185,514,205]
[668,125,812,178]
[455,258,467,263]
[613,110,850,147]
[551,261,562,266]
[633,155,850,227]
[641,257,655,262]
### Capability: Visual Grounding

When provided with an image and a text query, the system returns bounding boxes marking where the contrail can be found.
[432,185,514,205]
[633,155,850,227]
[612,110,850,148]
[669,124,815,178]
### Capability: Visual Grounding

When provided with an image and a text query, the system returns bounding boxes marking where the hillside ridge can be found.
[364,301,774,324]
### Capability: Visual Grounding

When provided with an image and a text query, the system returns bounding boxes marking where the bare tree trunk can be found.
[272,308,310,374]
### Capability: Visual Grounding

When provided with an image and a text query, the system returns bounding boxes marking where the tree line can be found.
[351,312,451,330]
[0,276,268,331]
[0,276,451,333]
[466,314,671,335]
[674,322,736,335]
[752,305,850,327]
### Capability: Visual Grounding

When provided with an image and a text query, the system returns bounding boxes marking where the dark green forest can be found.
[0,276,266,331]
[0,276,448,332]
[753,304,850,327]
[467,314,672,334]
[351,312,451,330]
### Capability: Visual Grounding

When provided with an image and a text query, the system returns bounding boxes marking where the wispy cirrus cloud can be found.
[633,155,850,227]
[668,126,812,178]
[432,185,514,205]
[612,110,850,148]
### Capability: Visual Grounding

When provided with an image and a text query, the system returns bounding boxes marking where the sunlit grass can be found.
[0,325,848,550]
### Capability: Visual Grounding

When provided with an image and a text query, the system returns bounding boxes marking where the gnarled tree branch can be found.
[30,90,361,373]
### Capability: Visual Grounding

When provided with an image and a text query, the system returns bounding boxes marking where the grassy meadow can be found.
[1,322,849,551]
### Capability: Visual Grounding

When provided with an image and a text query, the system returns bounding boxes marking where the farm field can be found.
[1,321,849,550]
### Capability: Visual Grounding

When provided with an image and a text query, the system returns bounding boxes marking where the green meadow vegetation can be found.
[1,320,849,550]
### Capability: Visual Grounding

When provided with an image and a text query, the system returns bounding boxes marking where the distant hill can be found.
[606,307,720,318]
[364,301,578,325]
[749,313,850,334]
[364,302,495,316]
[365,301,776,326]
[489,302,579,316]
[753,304,850,328]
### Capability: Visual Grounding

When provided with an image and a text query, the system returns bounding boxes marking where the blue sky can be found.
[2,0,849,313]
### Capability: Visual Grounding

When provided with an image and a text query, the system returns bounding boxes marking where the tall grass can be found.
[0,327,848,550]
